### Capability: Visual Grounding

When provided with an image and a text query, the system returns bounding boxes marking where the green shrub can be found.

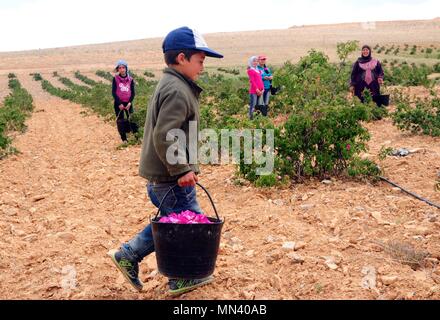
[75,71,98,86]
[347,158,382,181]
[384,63,432,87]
[217,67,240,75]
[0,77,34,158]
[143,70,155,78]
[274,101,372,180]
[392,94,440,136]
[96,70,113,82]
[31,73,43,81]
[58,76,90,92]
[255,174,278,188]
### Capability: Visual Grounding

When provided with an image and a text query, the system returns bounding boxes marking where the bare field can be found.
[1,79,439,300]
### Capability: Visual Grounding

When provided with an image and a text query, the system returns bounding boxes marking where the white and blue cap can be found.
[162,26,223,58]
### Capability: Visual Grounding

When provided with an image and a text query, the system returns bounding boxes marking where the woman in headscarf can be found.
[350,45,384,105]
[112,59,137,142]
[247,56,264,119]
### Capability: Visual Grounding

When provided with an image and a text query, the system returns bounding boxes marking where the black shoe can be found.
[168,277,214,296]
[108,249,143,291]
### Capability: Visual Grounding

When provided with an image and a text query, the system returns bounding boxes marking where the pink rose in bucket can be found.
[159,210,213,224]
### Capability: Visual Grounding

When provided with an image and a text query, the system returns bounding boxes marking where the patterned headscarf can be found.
[248,56,259,72]
[358,45,372,63]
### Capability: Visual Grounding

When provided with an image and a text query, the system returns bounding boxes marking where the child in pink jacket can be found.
[247,56,264,119]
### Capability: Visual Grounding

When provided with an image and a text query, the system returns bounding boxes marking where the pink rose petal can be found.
[158,210,213,224]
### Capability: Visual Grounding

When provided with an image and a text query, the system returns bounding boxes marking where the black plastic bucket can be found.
[151,183,224,279]
[117,118,131,133]
[373,94,390,107]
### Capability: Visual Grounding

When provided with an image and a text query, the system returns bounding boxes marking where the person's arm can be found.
[265,68,273,80]
[256,72,265,92]
[376,61,384,85]
[350,62,359,87]
[152,90,192,178]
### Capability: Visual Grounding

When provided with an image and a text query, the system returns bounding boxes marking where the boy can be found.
[108,26,223,296]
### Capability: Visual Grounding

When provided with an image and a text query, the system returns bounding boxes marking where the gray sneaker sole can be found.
[107,249,143,292]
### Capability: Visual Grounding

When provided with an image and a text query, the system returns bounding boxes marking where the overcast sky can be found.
[0,0,438,52]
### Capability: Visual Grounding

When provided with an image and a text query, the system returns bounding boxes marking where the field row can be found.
[0,74,34,159]
[373,43,440,60]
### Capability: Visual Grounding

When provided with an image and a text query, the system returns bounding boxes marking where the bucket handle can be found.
[153,182,220,221]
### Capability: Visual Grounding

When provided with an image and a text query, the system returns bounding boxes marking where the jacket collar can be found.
[163,67,203,99]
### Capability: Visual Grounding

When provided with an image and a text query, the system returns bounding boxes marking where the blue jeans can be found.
[249,94,258,119]
[121,182,202,263]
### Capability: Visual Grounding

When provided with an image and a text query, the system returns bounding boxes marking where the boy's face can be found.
[179,52,206,81]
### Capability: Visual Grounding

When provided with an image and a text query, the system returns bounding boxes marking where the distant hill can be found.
[1,18,439,74]
[290,18,440,29]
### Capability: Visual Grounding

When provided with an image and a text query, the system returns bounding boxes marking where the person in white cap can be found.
[108,27,223,296]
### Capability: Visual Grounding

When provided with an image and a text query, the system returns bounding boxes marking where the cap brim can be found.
[198,47,224,58]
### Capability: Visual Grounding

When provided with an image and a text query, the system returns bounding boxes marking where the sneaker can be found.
[107,249,143,292]
[168,276,214,296]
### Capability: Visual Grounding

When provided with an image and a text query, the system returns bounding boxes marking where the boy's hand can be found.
[378,78,384,85]
[119,104,125,110]
[178,171,198,187]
